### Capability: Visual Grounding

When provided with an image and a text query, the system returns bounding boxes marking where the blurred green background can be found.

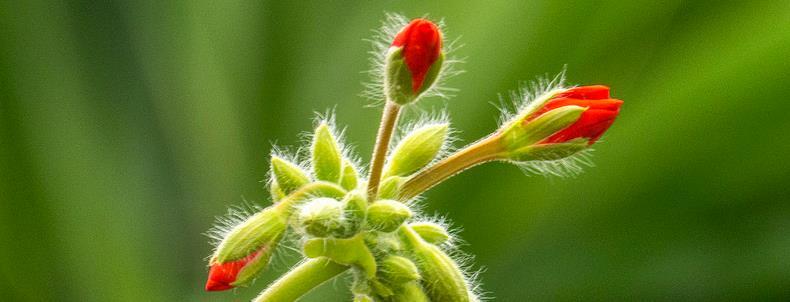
[2,0,789,301]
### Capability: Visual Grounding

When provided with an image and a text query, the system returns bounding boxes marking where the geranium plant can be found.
[204,14,622,302]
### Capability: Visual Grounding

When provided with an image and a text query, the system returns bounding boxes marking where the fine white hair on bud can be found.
[386,110,458,172]
[205,202,262,254]
[362,13,463,106]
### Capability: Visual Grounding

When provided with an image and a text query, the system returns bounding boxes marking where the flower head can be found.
[391,19,443,93]
[384,18,445,105]
[527,85,622,145]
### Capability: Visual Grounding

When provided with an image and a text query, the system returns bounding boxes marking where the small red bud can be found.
[528,86,622,144]
[205,250,262,291]
[391,19,443,93]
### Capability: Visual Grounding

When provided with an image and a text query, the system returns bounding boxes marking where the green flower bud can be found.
[366,200,412,232]
[312,122,343,183]
[340,159,360,190]
[409,222,450,245]
[303,234,377,277]
[392,281,431,302]
[207,206,287,290]
[377,176,405,200]
[336,191,367,238]
[385,123,448,177]
[270,156,310,194]
[297,197,344,237]
[400,226,470,302]
[379,255,420,285]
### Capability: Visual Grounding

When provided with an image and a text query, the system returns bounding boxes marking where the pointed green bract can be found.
[270,156,310,194]
[409,222,450,245]
[312,122,343,183]
[340,159,359,190]
[385,123,448,177]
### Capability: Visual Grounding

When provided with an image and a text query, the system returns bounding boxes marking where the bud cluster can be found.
[204,14,622,302]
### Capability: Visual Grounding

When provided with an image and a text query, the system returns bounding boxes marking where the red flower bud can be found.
[391,18,443,93]
[205,249,262,291]
[527,85,622,145]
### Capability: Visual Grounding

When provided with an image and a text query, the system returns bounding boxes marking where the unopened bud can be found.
[270,156,310,194]
[269,180,285,202]
[312,122,343,183]
[377,176,405,200]
[340,159,360,190]
[297,197,344,237]
[336,191,367,238]
[409,222,450,245]
[400,226,470,302]
[366,200,412,232]
[206,206,287,291]
[379,255,420,285]
[386,19,444,105]
[385,123,448,177]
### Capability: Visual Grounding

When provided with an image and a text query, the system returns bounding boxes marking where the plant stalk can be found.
[367,101,402,201]
[253,258,349,302]
[399,134,504,200]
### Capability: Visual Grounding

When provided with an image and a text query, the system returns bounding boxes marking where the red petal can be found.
[204,250,261,292]
[557,85,610,100]
[543,108,620,144]
[392,19,442,92]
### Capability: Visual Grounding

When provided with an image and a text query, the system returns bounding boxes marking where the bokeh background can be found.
[2,0,789,301]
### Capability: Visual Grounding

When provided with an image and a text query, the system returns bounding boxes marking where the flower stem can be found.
[367,101,402,201]
[253,258,349,302]
[399,134,504,200]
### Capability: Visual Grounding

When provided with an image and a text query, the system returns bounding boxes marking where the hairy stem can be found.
[367,101,402,201]
[254,258,349,302]
[399,134,504,200]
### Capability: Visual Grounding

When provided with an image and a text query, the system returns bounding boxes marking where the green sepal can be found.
[312,122,343,183]
[366,200,412,232]
[417,52,444,95]
[400,226,470,302]
[340,159,359,190]
[270,156,310,194]
[379,255,420,285]
[303,234,377,277]
[213,206,287,263]
[409,222,450,245]
[500,105,586,153]
[508,138,589,162]
[385,47,415,105]
[231,245,277,286]
[377,176,405,200]
[385,123,448,177]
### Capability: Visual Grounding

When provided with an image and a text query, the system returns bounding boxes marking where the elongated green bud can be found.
[270,156,310,194]
[377,176,405,200]
[206,206,287,291]
[312,122,343,183]
[379,255,420,285]
[367,200,412,232]
[296,198,344,237]
[400,226,469,302]
[340,159,359,190]
[385,123,448,177]
[409,222,450,245]
[303,234,377,277]
[393,281,431,302]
